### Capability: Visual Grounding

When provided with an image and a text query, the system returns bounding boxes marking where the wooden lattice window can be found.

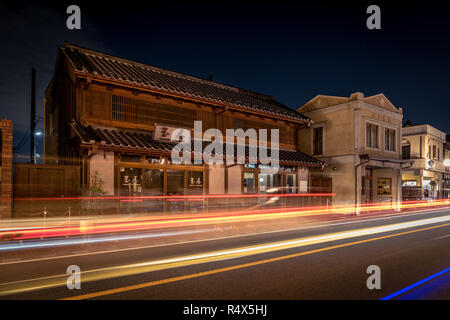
[112,95,196,127]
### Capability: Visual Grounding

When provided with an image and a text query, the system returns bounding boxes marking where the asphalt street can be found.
[0,208,449,300]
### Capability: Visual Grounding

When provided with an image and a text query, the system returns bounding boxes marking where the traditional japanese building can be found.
[44,43,324,213]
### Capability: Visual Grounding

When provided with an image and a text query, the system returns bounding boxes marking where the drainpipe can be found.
[355,154,370,214]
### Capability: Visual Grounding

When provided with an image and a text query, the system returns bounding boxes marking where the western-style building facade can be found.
[297,92,412,211]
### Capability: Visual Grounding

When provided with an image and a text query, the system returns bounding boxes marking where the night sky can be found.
[1,1,449,162]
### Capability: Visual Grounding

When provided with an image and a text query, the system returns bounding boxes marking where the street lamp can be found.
[33,131,42,163]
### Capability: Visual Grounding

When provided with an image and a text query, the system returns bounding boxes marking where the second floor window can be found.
[313,127,323,155]
[111,95,196,128]
[433,145,436,160]
[366,123,379,149]
[385,128,396,151]
[402,140,411,159]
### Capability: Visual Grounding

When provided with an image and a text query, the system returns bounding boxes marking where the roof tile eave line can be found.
[64,45,308,122]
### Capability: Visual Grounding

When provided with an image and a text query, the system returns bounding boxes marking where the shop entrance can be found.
[119,167,144,213]
[117,154,206,214]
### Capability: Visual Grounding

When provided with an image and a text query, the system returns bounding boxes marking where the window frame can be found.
[377,177,392,195]
[311,123,325,156]
[402,139,411,159]
[365,121,380,150]
[384,127,397,152]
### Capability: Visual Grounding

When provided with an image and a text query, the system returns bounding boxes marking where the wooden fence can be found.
[13,164,81,218]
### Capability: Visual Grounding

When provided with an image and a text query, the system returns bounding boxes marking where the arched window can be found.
[402,139,411,159]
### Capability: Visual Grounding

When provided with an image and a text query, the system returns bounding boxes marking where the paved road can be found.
[0,208,449,300]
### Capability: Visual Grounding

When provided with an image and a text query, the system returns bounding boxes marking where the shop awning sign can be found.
[153,124,191,143]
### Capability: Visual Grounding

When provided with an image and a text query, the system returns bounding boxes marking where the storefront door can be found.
[362,176,372,203]
[119,167,143,213]
[166,170,185,211]
[143,169,164,212]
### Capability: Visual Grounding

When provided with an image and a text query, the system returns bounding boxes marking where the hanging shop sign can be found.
[153,124,191,143]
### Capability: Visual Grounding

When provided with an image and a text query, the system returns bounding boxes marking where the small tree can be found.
[90,170,106,196]
[87,171,106,215]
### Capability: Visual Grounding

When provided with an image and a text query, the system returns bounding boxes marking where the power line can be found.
[14,117,42,152]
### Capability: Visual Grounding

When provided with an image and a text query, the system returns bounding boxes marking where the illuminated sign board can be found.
[153,124,191,143]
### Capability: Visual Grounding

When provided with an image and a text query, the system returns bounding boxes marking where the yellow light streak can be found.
[0,214,449,297]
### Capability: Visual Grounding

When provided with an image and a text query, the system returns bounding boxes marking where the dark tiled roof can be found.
[71,122,324,167]
[403,120,420,128]
[61,43,310,123]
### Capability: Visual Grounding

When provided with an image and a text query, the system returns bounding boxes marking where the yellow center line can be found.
[61,221,450,300]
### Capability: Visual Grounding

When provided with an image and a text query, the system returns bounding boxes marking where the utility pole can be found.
[30,68,36,164]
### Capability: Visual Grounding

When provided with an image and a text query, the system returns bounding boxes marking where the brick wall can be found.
[0,119,13,219]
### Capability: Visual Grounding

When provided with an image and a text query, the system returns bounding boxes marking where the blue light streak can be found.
[380,267,450,300]
[0,227,216,252]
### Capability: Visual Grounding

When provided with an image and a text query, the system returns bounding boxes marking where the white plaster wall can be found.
[297,167,309,193]
[208,164,225,194]
[89,150,115,195]
[227,165,242,194]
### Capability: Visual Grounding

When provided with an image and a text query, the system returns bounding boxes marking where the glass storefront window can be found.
[167,170,185,212]
[258,173,284,193]
[143,169,164,212]
[259,174,269,192]
[121,154,142,163]
[145,156,162,164]
[286,174,296,193]
[119,167,143,214]
[167,170,185,195]
[244,172,256,193]
[120,167,143,194]
[144,169,164,195]
[188,171,204,195]
[377,177,392,195]
[273,174,283,190]
[187,171,204,211]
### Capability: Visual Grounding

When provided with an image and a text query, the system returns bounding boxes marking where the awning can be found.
[359,154,414,169]
[70,121,325,168]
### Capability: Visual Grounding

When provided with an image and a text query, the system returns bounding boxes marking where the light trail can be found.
[0,227,217,252]
[1,198,449,242]
[1,214,449,297]
[1,207,446,266]
[12,192,335,202]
